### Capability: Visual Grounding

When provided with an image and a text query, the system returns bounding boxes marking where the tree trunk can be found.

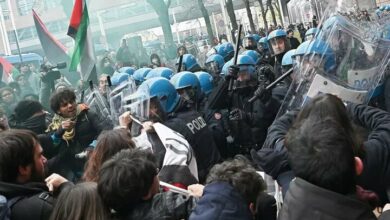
[268,0,278,26]
[198,0,215,45]
[257,0,268,33]
[243,0,256,33]
[225,0,238,31]
[146,0,174,47]
[273,1,284,27]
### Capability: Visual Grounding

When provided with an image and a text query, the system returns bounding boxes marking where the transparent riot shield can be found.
[108,78,137,126]
[84,87,111,122]
[277,4,390,117]
[123,89,150,123]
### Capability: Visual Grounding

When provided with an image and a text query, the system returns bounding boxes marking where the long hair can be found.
[83,129,135,182]
[50,182,109,220]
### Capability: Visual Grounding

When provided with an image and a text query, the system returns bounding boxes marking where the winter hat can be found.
[14,100,43,121]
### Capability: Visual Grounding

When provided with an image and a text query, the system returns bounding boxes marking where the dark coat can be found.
[189,182,253,220]
[0,181,71,220]
[254,104,390,204]
[279,178,377,220]
[122,191,196,220]
[43,109,112,179]
[165,109,221,183]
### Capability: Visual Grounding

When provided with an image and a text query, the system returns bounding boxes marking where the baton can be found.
[248,68,293,103]
[228,24,243,91]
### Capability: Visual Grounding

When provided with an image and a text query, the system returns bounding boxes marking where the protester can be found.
[44,89,112,181]
[83,129,136,182]
[49,182,110,220]
[253,94,390,206]
[279,112,376,219]
[286,29,300,49]
[8,100,48,135]
[0,87,18,117]
[0,130,70,220]
[189,158,276,220]
[98,148,197,220]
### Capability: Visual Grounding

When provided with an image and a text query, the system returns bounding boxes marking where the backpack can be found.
[0,195,23,220]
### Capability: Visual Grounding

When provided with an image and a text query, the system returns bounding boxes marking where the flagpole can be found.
[0,5,11,55]
[6,0,23,63]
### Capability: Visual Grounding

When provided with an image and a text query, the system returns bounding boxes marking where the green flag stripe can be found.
[69,6,90,71]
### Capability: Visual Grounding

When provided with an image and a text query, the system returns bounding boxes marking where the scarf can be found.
[46,104,89,142]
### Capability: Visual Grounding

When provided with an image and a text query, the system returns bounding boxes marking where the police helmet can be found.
[305,28,319,41]
[133,68,152,85]
[259,37,269,50]
[215,42,235,61]
[176,54,200,72]
[205,54,225,75]
[243,34,258,50]
[242,50,261,65]
[267,29,290,56]
[195,71,214,96]
[138,77,180,113]
[111,72,129,86]
[119,67,136,76]
[221,59,234,76]
[282,49,297,67]
[145,67,174,80]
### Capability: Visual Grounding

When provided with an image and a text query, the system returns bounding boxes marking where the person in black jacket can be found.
[44,89,112,181]
[189,158,276,220]
[278,109,377,220]
[0,130,70,220]
[252,94,390,206]
[286,29,300,49]
[97,148,197,220]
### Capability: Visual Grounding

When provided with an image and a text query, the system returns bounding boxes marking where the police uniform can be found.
[164,108,221,183]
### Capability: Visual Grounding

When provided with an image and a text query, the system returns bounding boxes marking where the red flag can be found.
[0,57,18,83]
[32,9,80,84]
[67,0,84,38]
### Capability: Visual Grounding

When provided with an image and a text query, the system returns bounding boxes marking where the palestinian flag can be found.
[32,10,80,85]
[67,0,96,82]
[0,57,19,83]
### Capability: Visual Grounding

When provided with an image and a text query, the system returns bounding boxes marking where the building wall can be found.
[377,0,390,6]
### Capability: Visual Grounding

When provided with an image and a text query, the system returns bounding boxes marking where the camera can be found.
[40,62,67,83]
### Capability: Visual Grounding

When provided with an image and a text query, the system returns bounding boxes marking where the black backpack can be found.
[0,195,23,220]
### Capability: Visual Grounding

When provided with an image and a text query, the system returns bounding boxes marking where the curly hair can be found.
[206,158,266,205]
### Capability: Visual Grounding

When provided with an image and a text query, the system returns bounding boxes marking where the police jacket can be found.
[230,89,280,149]
[279,178,377,220]
[165,106,221,183]
[0,181,72,220]
[254,104,390,204]
[189,182,253,220]
[121,191,197,220]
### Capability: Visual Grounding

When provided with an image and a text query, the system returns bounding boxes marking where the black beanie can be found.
[14,100,43,121]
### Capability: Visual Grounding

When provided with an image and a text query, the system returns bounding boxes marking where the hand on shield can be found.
[119,111,133,127]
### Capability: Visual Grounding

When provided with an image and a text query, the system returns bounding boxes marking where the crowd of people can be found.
[2,10,390,220]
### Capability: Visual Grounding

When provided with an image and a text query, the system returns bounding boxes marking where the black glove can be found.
[226,65,240,81]
[252,85,272,104]
[229,108,249,121]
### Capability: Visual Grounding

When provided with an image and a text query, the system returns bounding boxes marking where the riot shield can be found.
[84,87,111,122]
[108,78,137,126]
[123,89,150,123]
[277,3,390,117]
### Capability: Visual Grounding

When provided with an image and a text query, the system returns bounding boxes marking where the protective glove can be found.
[229,108,249,121]
[225,65,240,81]
[252,84,272,104]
